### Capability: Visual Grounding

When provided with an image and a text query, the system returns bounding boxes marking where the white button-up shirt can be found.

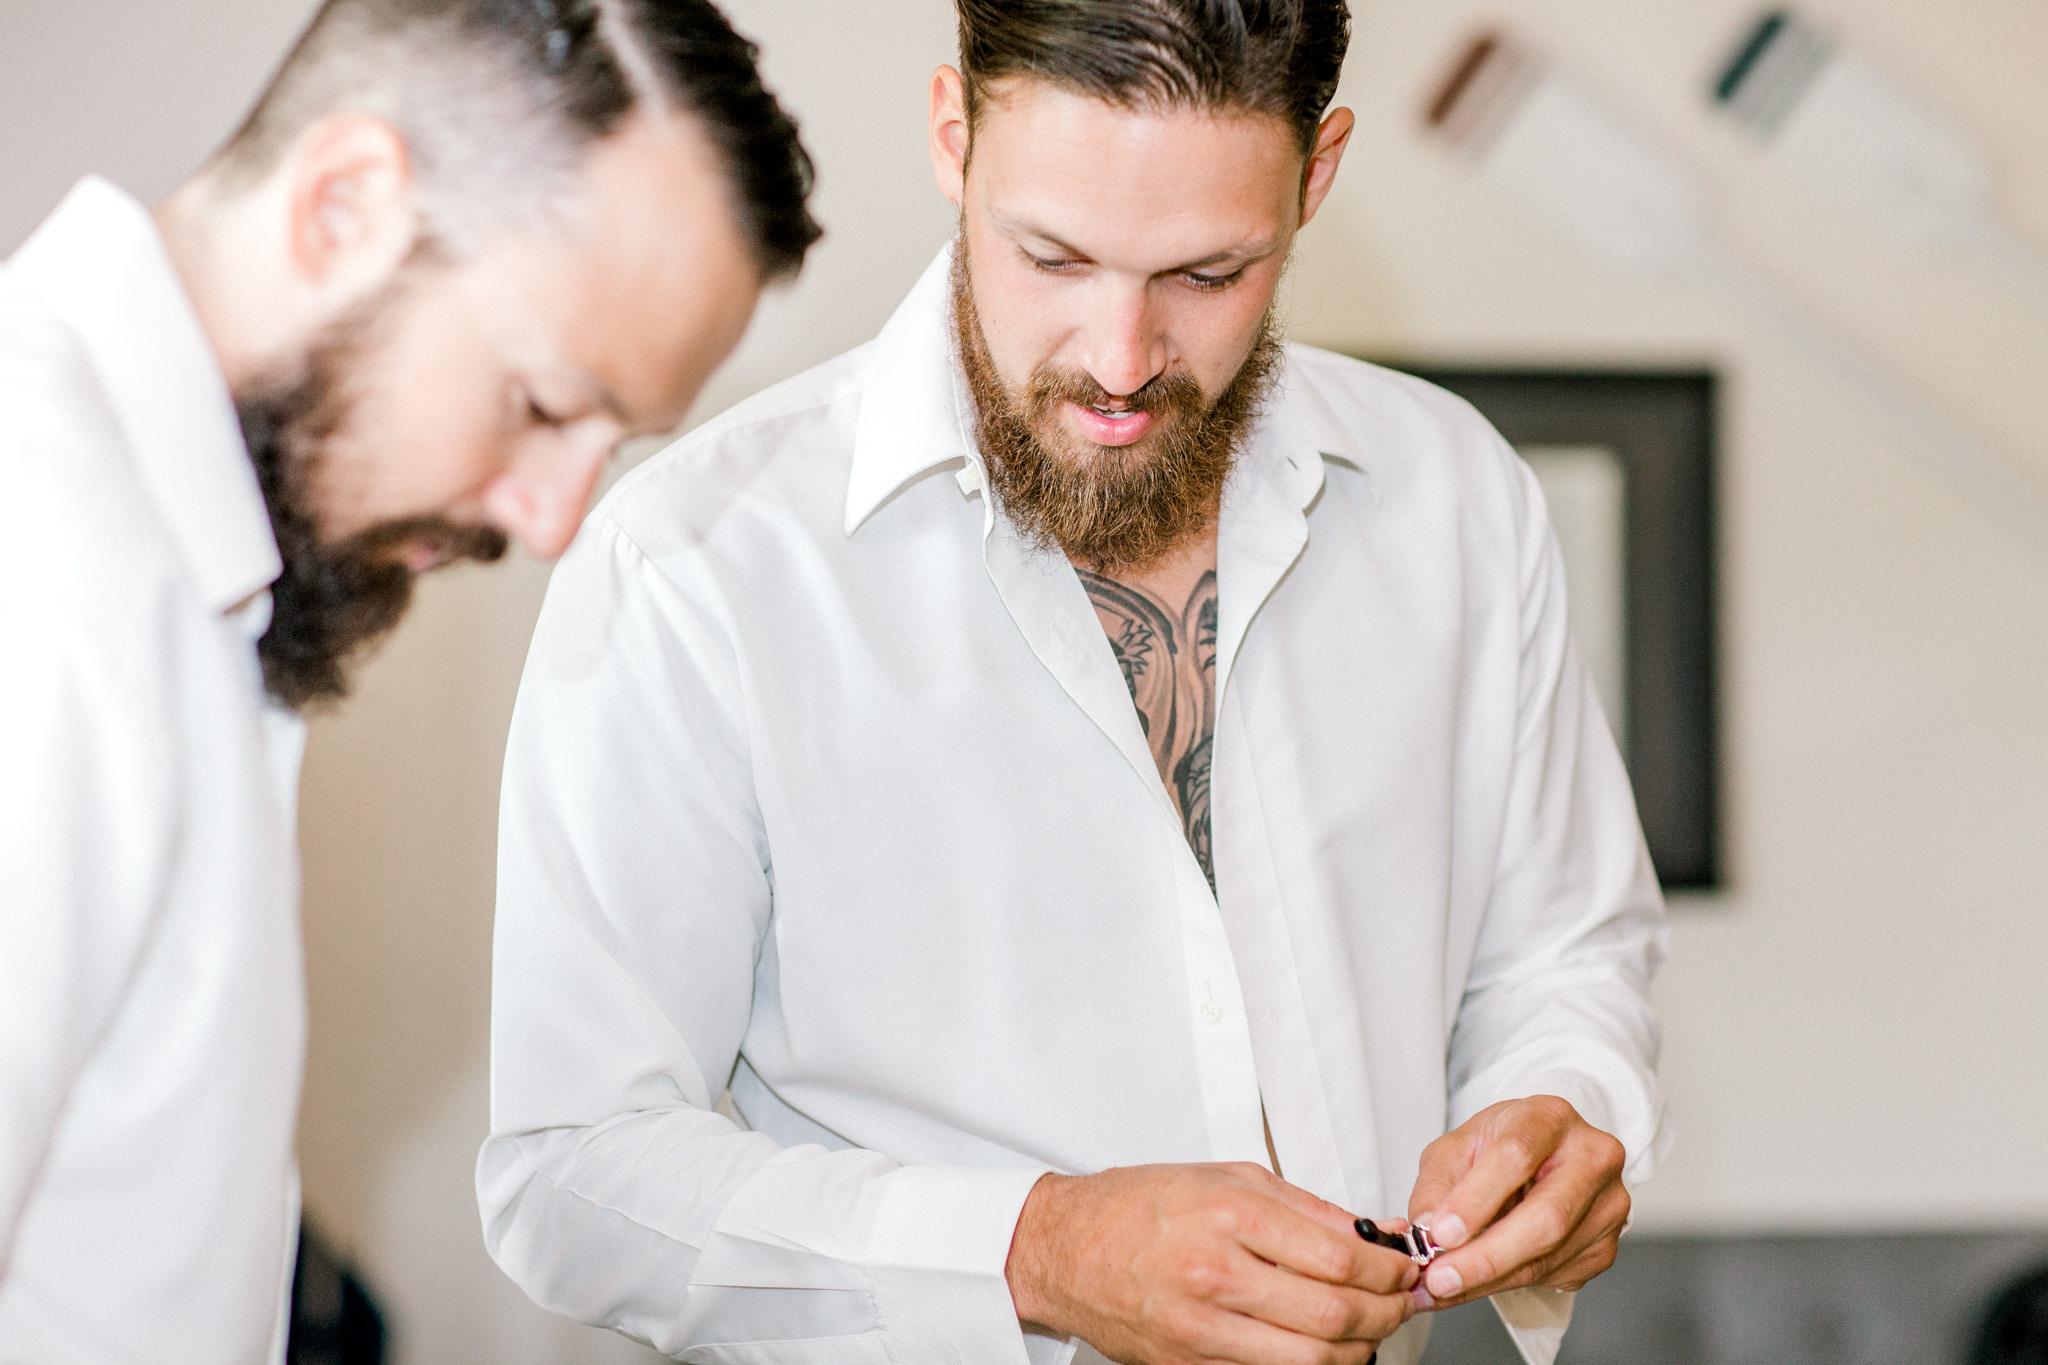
[0,179,305,1365]
[481,250,1670,1365]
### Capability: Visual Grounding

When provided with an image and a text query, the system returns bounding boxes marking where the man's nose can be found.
[480,442,609,560]
[1078,281,1168,400]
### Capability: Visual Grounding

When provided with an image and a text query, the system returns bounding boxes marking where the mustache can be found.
[349,516,510,568]
[1026,366,1206,420]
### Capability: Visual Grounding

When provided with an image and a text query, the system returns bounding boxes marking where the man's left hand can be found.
[1402,1095,1630,1309]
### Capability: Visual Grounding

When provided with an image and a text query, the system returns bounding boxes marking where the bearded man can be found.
[0,1,818,1361]
[481,3,1670,1363]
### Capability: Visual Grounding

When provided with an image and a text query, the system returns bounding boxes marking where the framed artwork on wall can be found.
[1371,365,1722,892]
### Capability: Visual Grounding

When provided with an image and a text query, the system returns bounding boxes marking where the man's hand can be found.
[1403,1096,1630,1310]
[1005,1162,1418,1365]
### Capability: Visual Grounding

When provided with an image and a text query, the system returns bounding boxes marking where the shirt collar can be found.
[842,242,1380,535]
[844,246,975,536]
[7,177,280,616]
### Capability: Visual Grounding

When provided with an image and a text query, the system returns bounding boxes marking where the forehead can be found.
[967,78,1305,268]
[467,112,762,428]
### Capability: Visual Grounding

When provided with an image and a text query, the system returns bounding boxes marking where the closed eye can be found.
[1024,248,1087,275]
[1180,266,1248,293]
[525,392,570,430]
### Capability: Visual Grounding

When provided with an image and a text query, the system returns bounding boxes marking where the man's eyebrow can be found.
[990,210,1092,261]
[990,210,1280,275]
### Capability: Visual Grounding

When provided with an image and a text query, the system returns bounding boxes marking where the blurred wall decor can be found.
[1710,10,2048,319]
[1383,366,1722,891]
[1421,29,2048,549]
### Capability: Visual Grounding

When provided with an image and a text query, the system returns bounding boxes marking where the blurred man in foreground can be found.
[0,1,817,1360]
[482,2,1667,1363]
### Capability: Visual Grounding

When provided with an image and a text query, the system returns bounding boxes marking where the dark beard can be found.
[238,289,507,713]
[950,241,1282,575]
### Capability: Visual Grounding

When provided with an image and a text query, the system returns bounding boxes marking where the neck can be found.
[153,171,312,396]
[1080,515,1219,598]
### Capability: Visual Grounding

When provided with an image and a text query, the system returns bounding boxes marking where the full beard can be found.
[238,283,507,713]
[950,240,1282,576]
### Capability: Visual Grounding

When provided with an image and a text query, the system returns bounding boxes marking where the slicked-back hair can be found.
[220,0,820,279]
[956,0,1349,157]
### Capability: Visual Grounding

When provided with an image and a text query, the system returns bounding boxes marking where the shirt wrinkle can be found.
[594,514,768,872]
[481,243,1669,1365]
[1,177,304,1365]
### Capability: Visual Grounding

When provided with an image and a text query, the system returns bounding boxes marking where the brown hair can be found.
[220,0,820,279]
[955,0,1350,155]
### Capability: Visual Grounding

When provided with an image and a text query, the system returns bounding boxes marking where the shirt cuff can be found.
[1493,1286,1576,1365]
[868,1164,1051,1365]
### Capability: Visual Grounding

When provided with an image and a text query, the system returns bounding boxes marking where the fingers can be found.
[1226,1193,1419,1295]
[1209,1250,1414,1348]
[1417,1132,1629,1306]
[1402,1098,1631,1308]
[1420,1175,1622,1304]
[1185,1309,1385,1365]
[1014,1161,1424,1365]
[1405,1126,1481,1231]
[1411,1097,1576,1254]
[1539,1182,1630,1291]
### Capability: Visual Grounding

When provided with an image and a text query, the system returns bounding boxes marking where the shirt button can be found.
[1199,999,1225,1024]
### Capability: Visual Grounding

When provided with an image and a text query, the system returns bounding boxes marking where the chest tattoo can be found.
[1079,569,1219,889]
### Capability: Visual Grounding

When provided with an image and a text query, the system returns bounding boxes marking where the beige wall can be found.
[6,1,2046,1361]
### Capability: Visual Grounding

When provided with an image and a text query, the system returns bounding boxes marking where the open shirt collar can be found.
[841,244,1379,541]
[8,176,280,618]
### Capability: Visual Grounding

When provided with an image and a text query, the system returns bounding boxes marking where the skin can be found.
[928,68,1341,463]
[1404,1097,1632,1311]
[930,68,1633,1364]
[1079,529,1219,879]
[155,105,761,564]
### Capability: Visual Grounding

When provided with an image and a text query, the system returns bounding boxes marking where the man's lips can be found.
[1068,401,1155,448]
[399,543,449,573]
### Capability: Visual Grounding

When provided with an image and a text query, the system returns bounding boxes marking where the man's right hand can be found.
[1004,1163,1419,1365]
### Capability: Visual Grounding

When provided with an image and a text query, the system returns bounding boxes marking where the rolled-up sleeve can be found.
[1444,451,1673,1187]
[479,510,1045,1363]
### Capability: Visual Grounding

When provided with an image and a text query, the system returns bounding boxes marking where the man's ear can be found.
[282,112,421,307]
[1298,107,1356,228]
[929,65,970,207]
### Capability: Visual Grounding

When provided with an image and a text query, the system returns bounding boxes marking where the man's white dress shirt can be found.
[0,179,305,1365]
[481,249,1671,1365]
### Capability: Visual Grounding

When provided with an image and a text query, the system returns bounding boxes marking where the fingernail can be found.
[1426,1263,1463,1299]
[1409,1284,1436,1312]
[1428,1213,1468,1247]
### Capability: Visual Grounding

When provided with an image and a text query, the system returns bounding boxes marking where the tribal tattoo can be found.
[1080,569,1219,888]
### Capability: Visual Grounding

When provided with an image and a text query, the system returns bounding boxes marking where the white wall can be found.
[6,1,2047,1361]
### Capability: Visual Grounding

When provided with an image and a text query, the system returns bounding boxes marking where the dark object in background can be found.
[289,1220,386,1365]
[1418,1231,2048,1365]
[1972,1264,2048,1365]
[1372,365,1722,893]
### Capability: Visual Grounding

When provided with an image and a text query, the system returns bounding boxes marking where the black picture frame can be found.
[1374,365,1722,893]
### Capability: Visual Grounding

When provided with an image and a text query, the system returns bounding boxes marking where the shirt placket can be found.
[959,459,1268,1166]
[1207,442,1385,1213]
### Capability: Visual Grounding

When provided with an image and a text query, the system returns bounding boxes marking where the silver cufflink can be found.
[1354,1217,1443,1268]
